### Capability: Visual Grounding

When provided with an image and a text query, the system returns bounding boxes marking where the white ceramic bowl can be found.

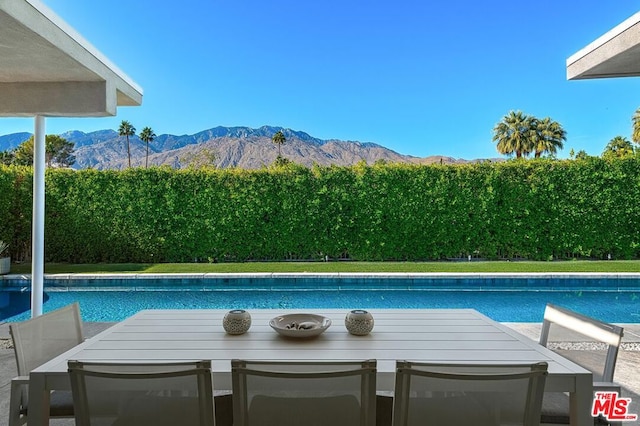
[269,313,332,338]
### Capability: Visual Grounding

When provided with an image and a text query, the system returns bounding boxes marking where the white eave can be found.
[0,0,142,117]
[567,11,640,80]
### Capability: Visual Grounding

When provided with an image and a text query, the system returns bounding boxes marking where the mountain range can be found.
[0,125,496,169]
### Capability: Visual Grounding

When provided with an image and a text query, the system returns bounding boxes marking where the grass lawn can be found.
[7,260,640,274]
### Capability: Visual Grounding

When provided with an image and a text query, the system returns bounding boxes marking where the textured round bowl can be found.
[223,309,252,335]
[269,313,331,338]
[345,310,374,335]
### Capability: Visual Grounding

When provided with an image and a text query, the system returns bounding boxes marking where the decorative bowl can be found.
[345,310,374,335]
[269,313,332,338]
[223,309,252,335]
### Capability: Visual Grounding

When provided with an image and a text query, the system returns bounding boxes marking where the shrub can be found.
[1,158,638,262]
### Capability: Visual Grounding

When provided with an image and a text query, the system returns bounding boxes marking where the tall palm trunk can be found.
[126,136,131,168]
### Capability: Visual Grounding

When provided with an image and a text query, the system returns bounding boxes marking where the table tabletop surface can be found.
[32,308,590,377]
[27,309,593,426]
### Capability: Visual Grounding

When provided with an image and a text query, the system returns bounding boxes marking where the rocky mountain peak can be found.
[0,126,492,169]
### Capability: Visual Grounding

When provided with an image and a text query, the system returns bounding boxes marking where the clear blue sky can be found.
[3,0,640,159]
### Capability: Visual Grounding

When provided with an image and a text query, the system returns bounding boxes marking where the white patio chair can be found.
[8,302,84,426]
[539,303,624,425]
[67,359,215,426]
[231,359,377,426]
[393,361,548,426]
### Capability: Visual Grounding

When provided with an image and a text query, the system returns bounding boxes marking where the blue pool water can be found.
[2,288,639,323]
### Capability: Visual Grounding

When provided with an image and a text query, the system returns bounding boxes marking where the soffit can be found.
[0,0,142,116]
[568,12,640,80]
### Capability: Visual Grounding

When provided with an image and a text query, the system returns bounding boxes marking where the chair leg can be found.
[9,379,27,426]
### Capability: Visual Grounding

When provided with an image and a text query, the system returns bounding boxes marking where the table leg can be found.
[27,373,49,426]
[570,373,594,426]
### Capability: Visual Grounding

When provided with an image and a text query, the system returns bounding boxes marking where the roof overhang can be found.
[0,0,142,117]
[567,11,640,80]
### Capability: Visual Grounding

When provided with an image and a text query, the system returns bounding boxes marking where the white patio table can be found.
[27,308,593,426]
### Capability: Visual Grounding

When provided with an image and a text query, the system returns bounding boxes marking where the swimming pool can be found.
[1,274,639,323]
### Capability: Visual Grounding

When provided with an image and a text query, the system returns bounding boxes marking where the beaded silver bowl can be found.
[345,310,374,335]
[223,309,252,335]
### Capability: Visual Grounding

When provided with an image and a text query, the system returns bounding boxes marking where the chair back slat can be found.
[68,360,215,426]
[9,302,83,411]
[231,359,377,426]
[393,361,548,426]
[540,303,623,383]
[10,302,83,375]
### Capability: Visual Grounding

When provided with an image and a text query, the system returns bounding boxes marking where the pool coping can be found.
[1,272,640,292]
[3,272,640,279]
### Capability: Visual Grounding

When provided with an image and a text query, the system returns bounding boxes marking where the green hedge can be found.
[1,158,639,263]
[0,165,32,260]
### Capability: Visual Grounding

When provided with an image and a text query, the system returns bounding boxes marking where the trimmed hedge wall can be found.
[0,166,32,261]
[1,158,639,263]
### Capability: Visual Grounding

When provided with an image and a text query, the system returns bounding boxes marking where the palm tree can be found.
[574,150,589,160]
[532,117,566,158]
[271,130,286,158]
[118,120,136,168]
[632,107,640,145]
[602,136,635,159]
[492,111,534,158]
[139,126,156,168]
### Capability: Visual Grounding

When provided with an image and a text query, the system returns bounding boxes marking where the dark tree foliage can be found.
[10,135,75,167]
